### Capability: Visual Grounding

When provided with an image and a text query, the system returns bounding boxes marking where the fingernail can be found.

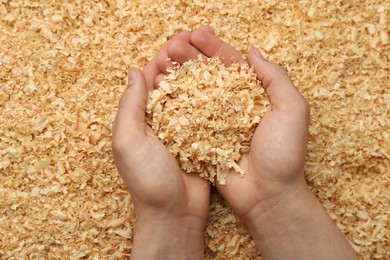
[128,68,137,86]
[254,48,265,60]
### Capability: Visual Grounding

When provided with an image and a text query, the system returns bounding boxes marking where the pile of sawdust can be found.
[146,57,268,184]
[0,0,388,259]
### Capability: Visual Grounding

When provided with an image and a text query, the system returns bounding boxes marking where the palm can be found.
[121,126,209,220]
[185,28,310,219]
[217,105,309,218]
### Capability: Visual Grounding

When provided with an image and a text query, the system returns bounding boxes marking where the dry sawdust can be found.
[146,57,268,184]
[0,0,389,259]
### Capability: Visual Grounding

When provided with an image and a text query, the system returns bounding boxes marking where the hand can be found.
[112,29,213,259]
[189,27,307,218]
[190,27,358,259]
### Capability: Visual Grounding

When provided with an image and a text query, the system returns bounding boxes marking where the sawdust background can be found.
[0,0,388,259]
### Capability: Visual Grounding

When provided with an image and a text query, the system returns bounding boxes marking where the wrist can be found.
[131,214,205,260]
[243,182,358,259]
[243,182,312,242]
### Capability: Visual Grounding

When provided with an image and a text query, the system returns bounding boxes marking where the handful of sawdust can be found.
[146,56,269,184]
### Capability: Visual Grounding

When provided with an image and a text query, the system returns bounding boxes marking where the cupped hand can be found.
[112,29,214,259]
[190,27,310,222]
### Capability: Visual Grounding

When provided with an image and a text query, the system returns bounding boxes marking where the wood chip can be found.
[146,57,269,184]
[0,0,388,259]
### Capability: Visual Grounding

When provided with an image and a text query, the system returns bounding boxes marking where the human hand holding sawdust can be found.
[113,26,357,259]
[112,29,214,259]
[190,27,357,259]
[188,27,309,217]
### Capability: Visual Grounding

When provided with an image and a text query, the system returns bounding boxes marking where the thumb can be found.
[114,67,147,133]
[247,48,305,110]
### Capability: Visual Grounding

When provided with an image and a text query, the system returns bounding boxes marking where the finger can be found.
[158,32,206,74]
[115,68,147,133]
[143,30,191,90]
[154,73,165,88]
[197,25,215,34]
[167,37,206,64]
[156,30,192,72]
[247,48,308,113]
[190,28,247,67]
[155,31,193,73]
[143,55,164,91]
[155,50,174,74]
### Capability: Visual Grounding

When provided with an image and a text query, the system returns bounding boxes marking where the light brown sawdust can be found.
[146,57,268,185]
[0,0,389,259]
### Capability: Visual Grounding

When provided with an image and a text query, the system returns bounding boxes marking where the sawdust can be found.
[146,57,268,185]
[0,0,389,259]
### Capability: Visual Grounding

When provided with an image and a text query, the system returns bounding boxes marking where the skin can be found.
[112,26,358,260]
[112,27,212,260]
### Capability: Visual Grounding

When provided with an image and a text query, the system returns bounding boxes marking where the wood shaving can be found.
[0,0,388,259]
[146,57,268,184]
